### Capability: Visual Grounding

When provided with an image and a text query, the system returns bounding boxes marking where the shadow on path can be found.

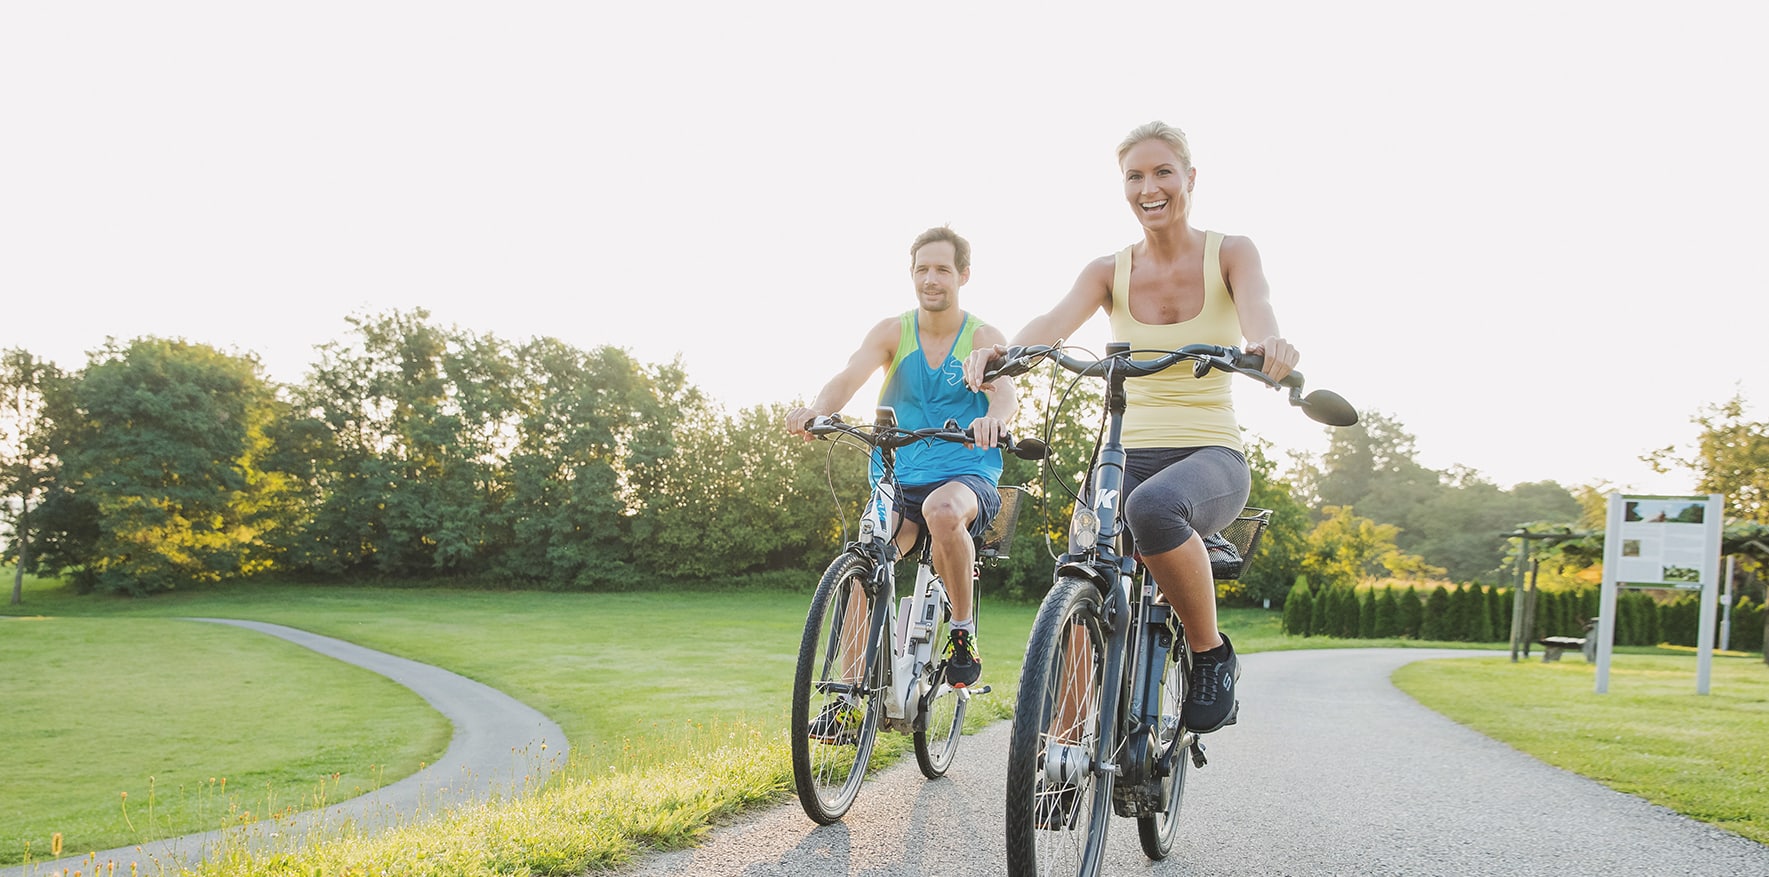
[8,618,568,877]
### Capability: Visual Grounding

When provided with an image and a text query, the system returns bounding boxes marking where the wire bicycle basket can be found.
[979,485,1030,561]
[1211,507,1273,581]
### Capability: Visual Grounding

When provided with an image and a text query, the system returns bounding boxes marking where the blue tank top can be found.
[871,310,1003,486]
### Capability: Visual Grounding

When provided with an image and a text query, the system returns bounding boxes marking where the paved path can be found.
[624,648,1769,877]
[8,618,568,877]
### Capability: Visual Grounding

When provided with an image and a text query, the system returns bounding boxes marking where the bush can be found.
[1421,586,1452,641]
[1400,586,1424,639]
[1282,578,1315,636]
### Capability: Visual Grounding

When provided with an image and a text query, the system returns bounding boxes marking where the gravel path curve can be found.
[622,647,1769,877]
[8,618,568,877]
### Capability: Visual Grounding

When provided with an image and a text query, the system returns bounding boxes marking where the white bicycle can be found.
[789,407,1046,823]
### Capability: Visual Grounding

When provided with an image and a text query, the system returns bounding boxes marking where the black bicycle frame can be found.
[1052,341,1181,795]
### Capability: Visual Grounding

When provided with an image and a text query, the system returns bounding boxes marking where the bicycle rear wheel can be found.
[914,599,965,778]
[791,553,884,824]
[1005,576,1112,877]
[1136,642,1190,859]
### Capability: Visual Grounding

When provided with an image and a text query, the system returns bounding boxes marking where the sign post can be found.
[1595,493,1723,695]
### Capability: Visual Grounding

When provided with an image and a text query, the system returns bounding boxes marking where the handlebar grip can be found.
[1230,349,1305,389]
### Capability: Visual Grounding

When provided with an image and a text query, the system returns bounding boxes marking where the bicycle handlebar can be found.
[983,343,1359,427]
[805,414,1050,461]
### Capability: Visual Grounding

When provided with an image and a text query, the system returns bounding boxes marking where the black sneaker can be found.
[1182,633,1240,733]
[945,629,982,688]
[807,699,861,745]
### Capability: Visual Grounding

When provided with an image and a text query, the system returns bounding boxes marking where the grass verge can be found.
[1394,653,1769,845]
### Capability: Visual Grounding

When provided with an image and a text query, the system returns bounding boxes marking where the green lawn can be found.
[0,616,448,865]
[1395,652,1769,845]
[7,569,1765,874]
[0,572,1040,867]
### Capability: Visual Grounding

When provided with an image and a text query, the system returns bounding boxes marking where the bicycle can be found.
[789,407,1049,824]
[983,341,1357,876]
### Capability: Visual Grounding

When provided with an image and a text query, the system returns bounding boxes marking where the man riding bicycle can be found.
[785,225,1017,694]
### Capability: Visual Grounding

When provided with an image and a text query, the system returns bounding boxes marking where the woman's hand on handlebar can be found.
[961,344,1007,393]
[1245,335,1299,384]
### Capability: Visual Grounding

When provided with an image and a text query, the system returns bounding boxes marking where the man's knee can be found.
[922,485,979,534]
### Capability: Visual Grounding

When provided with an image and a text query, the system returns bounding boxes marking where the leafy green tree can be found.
[1647,393,1769,523]
[637,400,851,581]
[504,339,695,587]
[1236,438,1314,606]
[0,350,71,604]
[1304,505,1442,587]
[47,339,293,594]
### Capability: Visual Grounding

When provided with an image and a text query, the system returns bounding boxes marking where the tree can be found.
[0,350,71,604]
[1357,588,1377,638]
[46,339,293,594]
[1235,438,1314,605]
[1303,505,1443,587]
[1647,393,1769,523]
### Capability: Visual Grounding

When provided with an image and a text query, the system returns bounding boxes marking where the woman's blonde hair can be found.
[1116,121,1192,169]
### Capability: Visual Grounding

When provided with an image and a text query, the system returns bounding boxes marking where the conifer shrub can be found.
[1374,587,1401,638]
[1421,585,1452,641]
[1282,577,1315,636]
[1468,584,1495,642]
[1309,582,1333,637]
[1358,588,1377,638]
[1400,586,1424,639]
[1333,585,1360,638]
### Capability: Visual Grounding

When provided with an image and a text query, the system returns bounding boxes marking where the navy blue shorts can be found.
[897,474,1002,539]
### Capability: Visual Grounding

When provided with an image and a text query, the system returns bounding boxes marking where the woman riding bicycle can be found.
[964,121,1301,734]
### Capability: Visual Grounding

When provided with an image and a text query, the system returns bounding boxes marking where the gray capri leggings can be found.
[1121,446,1251,557]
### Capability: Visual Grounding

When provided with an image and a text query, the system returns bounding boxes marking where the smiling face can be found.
[910,239,968,313]
[1121,138,1196,230]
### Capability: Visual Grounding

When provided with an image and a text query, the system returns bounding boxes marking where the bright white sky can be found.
[4,2,1765,496]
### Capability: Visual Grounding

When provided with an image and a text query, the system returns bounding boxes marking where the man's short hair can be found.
[909,225,971,274]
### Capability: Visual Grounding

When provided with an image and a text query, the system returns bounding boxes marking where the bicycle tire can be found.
[1005,576,1113,877]
[790,552,884,824]
[1136,642,1190,859]
[914,596,965,778]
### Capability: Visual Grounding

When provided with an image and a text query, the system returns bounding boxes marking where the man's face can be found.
[911,240,968,313]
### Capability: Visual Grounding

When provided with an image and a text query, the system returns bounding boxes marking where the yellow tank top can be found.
[1107,230,1243,452]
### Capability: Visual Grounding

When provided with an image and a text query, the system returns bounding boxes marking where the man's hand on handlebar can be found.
[785,406,820,441]
[967,415,1006,450]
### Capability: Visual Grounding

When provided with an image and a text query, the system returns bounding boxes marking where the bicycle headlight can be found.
[1068,507,1100,555]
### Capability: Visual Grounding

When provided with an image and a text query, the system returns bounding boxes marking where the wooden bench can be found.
[1537,635,1591,663]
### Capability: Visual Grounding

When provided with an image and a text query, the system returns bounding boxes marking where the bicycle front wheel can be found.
[914,600,965,778]
[790,552,884,824]
[1005,576,1112,877]
[1136,641,1190,859]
